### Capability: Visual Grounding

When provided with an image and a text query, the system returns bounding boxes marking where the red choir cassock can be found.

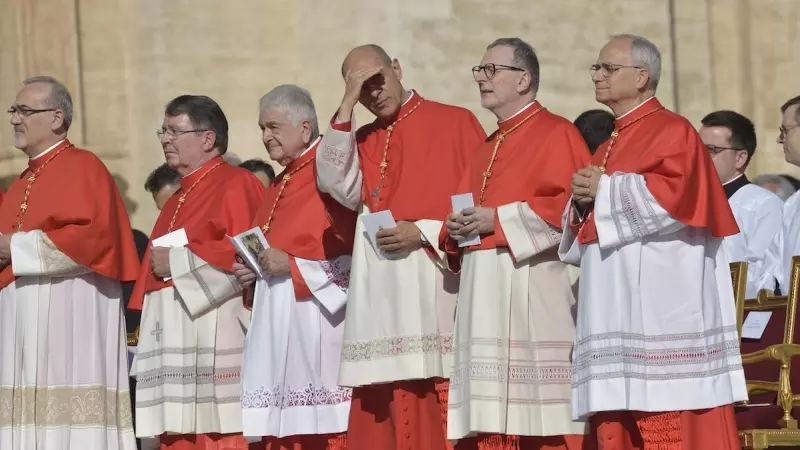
[330,92,487,450]
[573,98,741,450]
[249,141,357,450]
[0,140,139,288]
[440,103,592,449]
[129,156,265,450]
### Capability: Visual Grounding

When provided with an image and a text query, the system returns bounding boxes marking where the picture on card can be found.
[227,227,270,278]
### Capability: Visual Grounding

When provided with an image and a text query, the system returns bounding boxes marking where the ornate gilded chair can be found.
[734,257,800,448]
[127,327,139,346]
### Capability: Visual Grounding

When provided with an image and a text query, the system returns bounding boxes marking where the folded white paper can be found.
[152,228,188,281]
[361,210,397,260]
[227,226,270,278]
[451,193,481,247]
[741,311,772,340]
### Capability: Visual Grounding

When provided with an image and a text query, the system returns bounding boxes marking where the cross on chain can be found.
[151,321,163,343]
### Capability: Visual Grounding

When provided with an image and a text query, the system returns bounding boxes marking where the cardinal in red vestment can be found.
[233,84,357,450]
[0,76,139,449]
[441,38,592,450]
[128,95,265,450]
[316,45,486,450]
[562,34,744,450]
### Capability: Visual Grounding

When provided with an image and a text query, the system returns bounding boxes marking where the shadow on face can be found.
[153,184,179,210]
[342,47,406,120]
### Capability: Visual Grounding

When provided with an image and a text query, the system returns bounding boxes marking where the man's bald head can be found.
[341,44,393,77]
[339,44,409,121]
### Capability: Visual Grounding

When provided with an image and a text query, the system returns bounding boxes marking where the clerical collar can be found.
[499,101,535,124]
[180,156,224,191]
[402,90,415,107]
[498,101,542,134]
[723,174,750,199]
[31,139,66,160]
[614,97,663,131]
[300,136,322,158]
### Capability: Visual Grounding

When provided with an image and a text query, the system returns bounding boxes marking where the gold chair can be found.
[127,327,139,347]
[735,257,800,448]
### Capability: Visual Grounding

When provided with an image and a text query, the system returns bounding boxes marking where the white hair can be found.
[753,174,797,201]
[610,34,662,91]
[259,84,319,139]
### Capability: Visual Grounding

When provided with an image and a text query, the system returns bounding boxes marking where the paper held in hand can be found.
[227,227,270,278]
[152,228,189,281]
[452,193,481,247]
[361,210,397,260]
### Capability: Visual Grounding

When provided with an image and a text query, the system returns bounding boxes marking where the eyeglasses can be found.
[705,144,743,156]
[156,128,209,139]
[779,124,800,141]
[472,63,525,80]
[590,63,643,78]
[7,105,56,118]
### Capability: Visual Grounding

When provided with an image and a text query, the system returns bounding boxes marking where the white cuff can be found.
[497,202,561,262]
[11,230,88,277]
[170,247,242,318]
[295,255,351,315]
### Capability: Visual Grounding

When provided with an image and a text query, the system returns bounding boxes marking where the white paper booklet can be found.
[227,226,270,278]
[361,210,397,260]
[451,193,481,247]
[151,228,188,281]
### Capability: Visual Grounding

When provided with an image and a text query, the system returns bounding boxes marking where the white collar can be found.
[402,90,415,106]
[300,136,322,157]
[723,173,745,186]
[499,102,535,124]
[617,96,656,119]
[31,139,66,160]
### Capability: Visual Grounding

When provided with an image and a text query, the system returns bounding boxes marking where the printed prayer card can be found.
[741,310,772,340]
[227,227,270,278]
[361,210,397,260]
[151,228,188,281]
[451,193,481,247]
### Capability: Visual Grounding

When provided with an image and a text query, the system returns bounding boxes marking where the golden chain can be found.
[478,106,546,206]
[15,144,72,231]
[261,157,314,234]
[598,107,664,173]
[168,162,224,232]
[370,97,424,202]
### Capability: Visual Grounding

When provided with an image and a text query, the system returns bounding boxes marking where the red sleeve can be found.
[289,256,313,300]
[187,175,266,271]
[641,124,739,237]
[329,112,352,132]
[527,122,592,229]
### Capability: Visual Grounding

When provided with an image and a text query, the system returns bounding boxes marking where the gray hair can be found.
[259,84,319,139]
[753,174,797,201]
[23,76,73,130]
[487,37,540,91]
[610,34,661,91]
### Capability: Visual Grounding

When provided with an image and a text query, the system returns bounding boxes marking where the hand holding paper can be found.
[361,210,397,259]
[151,228,188,281]
[227,227,270,278]
[450,193,481,247]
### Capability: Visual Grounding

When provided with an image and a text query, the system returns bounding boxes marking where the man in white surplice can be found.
[233,85,356,448]
[776,96,800,290]
[699,110,783,297]
[128,95,265,449]
[0,76,139,450]
[559,34,747,448]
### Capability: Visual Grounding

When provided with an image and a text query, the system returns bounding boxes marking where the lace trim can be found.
[136,366,240,387]
[40,233,88,276]
[450,364,572,386]
[320,143,349,170]
[341,333,453,362]
[241,384,352,409]
[320,259,350,291]
[573,340,741,370]
[0,386,133,429]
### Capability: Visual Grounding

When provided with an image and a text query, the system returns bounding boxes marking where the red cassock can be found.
[0,140,139,289]
[248,143,356,449]
[128,156,265,450]
[439,103,592,450]
[330,92,487,450]
[573,99,740,450]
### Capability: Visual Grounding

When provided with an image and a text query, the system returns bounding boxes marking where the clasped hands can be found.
[571,165,603,206]
[0,234,12,268]
[446,206,495,242]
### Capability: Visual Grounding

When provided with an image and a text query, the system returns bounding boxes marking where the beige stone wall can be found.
[1,0,799,232]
